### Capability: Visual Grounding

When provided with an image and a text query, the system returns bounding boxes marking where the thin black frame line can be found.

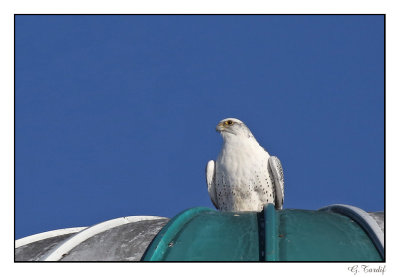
[13,13,386,16]
[13,13,386,263]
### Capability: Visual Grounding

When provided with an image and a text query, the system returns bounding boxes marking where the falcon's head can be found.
[216,118,254,139]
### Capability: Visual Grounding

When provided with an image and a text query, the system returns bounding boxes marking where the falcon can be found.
[206,118,284,212]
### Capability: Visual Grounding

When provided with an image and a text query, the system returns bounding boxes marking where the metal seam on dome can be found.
[257,209,265,261]
[141,207,213,261]
[40,216,167,261]
[319,204,384,260]
[264,204,278,261]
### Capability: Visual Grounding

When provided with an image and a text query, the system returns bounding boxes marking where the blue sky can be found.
[15,15,384,239]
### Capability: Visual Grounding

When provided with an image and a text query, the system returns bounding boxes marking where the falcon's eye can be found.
[225,120,233,126]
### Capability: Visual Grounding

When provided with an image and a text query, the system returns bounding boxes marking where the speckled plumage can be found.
[206,118,284,212]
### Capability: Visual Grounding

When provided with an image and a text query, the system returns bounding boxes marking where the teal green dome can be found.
[15,204,383,261]
[142,204,383,261]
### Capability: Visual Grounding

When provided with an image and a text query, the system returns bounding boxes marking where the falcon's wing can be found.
[268,156,284,210]
[206,160,218,209]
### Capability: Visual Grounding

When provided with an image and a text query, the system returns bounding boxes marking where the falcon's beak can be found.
[216,122,224,132]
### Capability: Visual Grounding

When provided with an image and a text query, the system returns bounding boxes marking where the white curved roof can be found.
[15,216,169,261]
[41,216,166,261]
[15,227,87,248]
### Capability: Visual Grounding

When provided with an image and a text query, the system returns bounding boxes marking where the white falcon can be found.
[206,118,284,212]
